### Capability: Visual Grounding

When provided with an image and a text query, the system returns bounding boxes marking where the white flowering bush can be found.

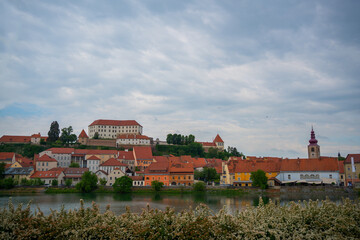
[0,198,359,239]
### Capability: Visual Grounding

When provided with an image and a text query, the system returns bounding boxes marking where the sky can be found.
[0,0,359,158]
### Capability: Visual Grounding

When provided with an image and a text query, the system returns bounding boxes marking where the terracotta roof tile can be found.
[0,152,15,160]
[47,148,75,154]
[31,169,64,178]
[87,155,101,160]
[338,161,344,174]
[79,129,89,138]
[130,176,143,181]
[133,146,153,160]
[37,154,57,162]
[89,119,142,127]
[344,154,360,164]
[100,158,127,167]
[280,157,339,172]
[118,151,135,160]
[0,135,31,143]
[117,134,150,140]
[213,134,224,143]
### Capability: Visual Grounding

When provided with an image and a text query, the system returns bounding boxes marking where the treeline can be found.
[155,144,244,160]
[166,133,195,145]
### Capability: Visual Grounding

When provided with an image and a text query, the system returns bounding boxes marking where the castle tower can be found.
[308,127,320,159]
[78,129,89,145]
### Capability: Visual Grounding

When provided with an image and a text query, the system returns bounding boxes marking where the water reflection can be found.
[0,191,358,216]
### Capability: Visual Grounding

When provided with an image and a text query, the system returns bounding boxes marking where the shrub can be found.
[193,182,206,192]
[151,180,164,192]
[52,179,58,186]
[3,178,15,189]
[113,176,133,193]
[65,179,72,187]
[250,169,268,189]
[76,171,98,193]
[0,199,359,239]
[99,178,107,186]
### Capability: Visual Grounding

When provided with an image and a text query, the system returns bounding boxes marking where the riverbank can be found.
[1,198,359,239]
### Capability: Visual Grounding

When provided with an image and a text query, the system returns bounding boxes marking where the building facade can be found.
[88,119,143,139]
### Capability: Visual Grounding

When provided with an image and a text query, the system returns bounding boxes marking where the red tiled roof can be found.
[31,169,63,178]
[0,135,31,143]
[96,170,108,175]
[5,164,11,168]
[213,134,224,143]
[37,154,57,162]
[338,161,344,174]
[205,158,223,174]
[64,168,88,174]
[47,148,75,154]
[133,146,153,160]
[344,154,360,164]
[100,158,127,167]
[231,159,282,174]
[146,160,169,173]
[193,158,207,168]
[87,155,101,160]
[31,133,41,138]
[117,134,149,140]
[0,152,15,160]
[130,176,143,181]
[169,161,194,173]
[198,142,216,147]
[80,149,118,155]
[118,151,135,160]
[79,129,89,138]
[154,156,168,163]
[89,119,142,127]
[280,157,339,172]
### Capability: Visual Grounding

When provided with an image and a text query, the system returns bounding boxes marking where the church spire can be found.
[308,127,320,158]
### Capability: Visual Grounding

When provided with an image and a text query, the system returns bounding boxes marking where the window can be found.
[300,174,304,179]
[288,174,291,180]
[329,174,332,179]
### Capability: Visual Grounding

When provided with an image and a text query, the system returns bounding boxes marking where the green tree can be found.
[60,126,77,146]
[0,163,6,179]
[250,169,268,189]
[113,176,133,193]
[65,179,72,187]
[93,132,99,139]
[76,171,98,192]
[151,180,164,192]
[166,134,173,144]
[99,178,107,186]
[188,134,195,143]
[69,162,80,168]
[48,121,60,143]
[52,179,58,186]
[193,182,206,192]
[3,178,15,189]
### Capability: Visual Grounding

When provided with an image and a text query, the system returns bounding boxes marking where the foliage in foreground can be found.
[1,198,359,239]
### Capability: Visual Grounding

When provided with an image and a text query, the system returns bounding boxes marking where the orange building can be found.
[133,146,153,170]
[169,157,194,186]
[144,156,169,186]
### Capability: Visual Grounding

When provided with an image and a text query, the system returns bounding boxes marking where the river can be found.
[0,189,358,215]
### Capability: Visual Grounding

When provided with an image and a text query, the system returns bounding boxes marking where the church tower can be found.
[308,127,320,159]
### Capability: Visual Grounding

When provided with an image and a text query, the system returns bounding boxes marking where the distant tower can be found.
[308,127,320,159]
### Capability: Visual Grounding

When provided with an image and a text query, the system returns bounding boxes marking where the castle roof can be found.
[79,129,89,138]
[89,119,142,127]
[213,134,224,143]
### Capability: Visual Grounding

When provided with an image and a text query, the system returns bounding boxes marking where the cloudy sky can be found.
[0,0,359,158]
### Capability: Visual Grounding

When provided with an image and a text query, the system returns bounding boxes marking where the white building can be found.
[99,158,127,174]
[116,134,151,147]
[40,148,74,168]
[275,157,340,185]
[88,119,143,139]
[87,155,100,173]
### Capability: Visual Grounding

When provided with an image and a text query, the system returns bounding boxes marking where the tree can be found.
[93,132,99,139]
[76,171,98,192]
[48,121,60,143]
[3,178,15,189]
[0,163,6,179]
[193,182,206,192]
[69,162,80,168]
[60,126,77,146]
[52,179,58,186]
[188,134,195,143]
[113,176,133,193]
[151,180,164,191]
[250,169,268,189]
[65,179,72,187]
[99,178,107,186]
[166,134,173,144]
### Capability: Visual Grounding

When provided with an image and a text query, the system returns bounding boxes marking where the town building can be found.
[107,168,126,186]
[4,167,34,182]
[87,155,101,173]
[118,150,135,171]
[116,134,151,147]
[344,154,360,187]
[308,127,320,159]
[88,119,143,139]
[99,158,127,174]
[133,146,153,170]
[0,152,16,164]
[169,157,194,186]
[63,168,88,186]
[0,134,47,144]
[197,134,224,152]
[30,168,65,185]
[35,154,58,171]
[144,156,169,186]
[276,157,339,185]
